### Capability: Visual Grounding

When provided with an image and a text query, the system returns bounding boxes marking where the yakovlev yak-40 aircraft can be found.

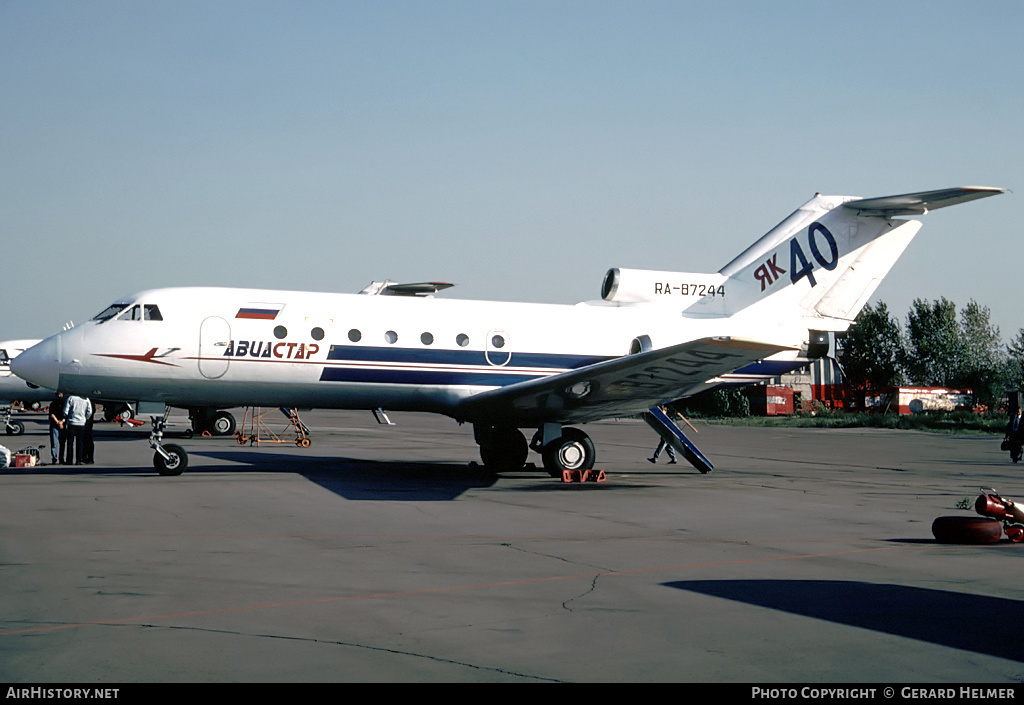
[12,187,1005,476]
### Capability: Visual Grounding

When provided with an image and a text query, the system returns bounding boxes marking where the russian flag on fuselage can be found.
[235,304,284,320]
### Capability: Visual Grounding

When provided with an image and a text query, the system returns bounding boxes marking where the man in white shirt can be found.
[62,395,93,465]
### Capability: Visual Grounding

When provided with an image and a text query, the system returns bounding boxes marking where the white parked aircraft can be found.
[12,187,1005,475]
[1,339,53,435]
[1,340,48,404]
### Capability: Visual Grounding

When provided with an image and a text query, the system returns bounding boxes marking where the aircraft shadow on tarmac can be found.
[5,449,504,501]
[668,579,1024,662]
[201,450,509,501]
[191,450,639,501]
[5,435,650,499]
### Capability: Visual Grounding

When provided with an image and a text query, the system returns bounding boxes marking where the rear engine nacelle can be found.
[601,268,728,304]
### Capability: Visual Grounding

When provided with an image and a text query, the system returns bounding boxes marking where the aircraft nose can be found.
[10,337,61,391]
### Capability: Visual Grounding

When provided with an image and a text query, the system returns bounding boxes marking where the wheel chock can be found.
[561,468,606,483]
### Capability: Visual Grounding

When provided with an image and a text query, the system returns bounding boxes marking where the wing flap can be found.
[457,337,791,425]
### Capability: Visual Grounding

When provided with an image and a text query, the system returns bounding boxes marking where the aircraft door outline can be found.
[199,316,231,379]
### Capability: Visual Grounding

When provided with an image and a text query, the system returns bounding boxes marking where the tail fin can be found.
[599,187,1004,336]
[706,186,1004,330]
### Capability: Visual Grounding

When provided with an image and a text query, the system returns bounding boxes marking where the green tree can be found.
[841,301,904,390]
[1005,328,1024,392]
[959,300,1004,404]
[675,388,749,417]
[903,297,963,386]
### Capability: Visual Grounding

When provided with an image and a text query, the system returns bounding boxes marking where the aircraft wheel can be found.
[479,427,528,473]
[931,516,1002,544]
[5,421,25,436]
[154,444,188,476]
[104,404,134,423]
[542,428,595,478]
[209,411,236,436]
[297,437,311,448]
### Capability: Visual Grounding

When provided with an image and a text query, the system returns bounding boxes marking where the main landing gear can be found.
[186,408,236,437]
[473,408,716,479]
[474,423,597,478]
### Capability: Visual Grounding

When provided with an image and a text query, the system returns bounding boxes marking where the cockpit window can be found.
[0,349,8,364]
[112,304,163,322]
[117,305,142,321]
[93,303,130,323]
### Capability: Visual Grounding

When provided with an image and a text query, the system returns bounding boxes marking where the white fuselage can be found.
[12,287,803,421]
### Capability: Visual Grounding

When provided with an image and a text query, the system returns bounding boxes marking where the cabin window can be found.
[384,330,398,344]
[311,327,325,341]
[491,334,506,349]
[274,326,288,339]
[348,329,361,343]
[420,332,433,346]
[456,334,469,348]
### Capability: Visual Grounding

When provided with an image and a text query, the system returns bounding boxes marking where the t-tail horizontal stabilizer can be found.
[643,406,714,474]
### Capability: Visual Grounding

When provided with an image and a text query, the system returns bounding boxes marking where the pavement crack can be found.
[562,573,601,612]
[499,542,609,613]
[133,623,564,682]
[500,542,612,572]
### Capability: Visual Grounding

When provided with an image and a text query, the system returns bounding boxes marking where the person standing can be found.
[47,391,66,465]
[1006,407,1024,463]
[62,394,93,466]
[82,399,96,464]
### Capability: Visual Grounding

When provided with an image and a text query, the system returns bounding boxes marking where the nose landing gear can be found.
[150,409,188,476]
[3,407,25,436]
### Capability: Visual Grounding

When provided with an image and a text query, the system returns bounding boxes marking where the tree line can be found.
[841,298,1024,407]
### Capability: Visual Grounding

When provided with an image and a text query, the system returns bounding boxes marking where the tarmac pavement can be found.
[1,409,1022,683]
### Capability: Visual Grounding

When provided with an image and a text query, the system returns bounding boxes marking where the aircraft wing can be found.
[457,337,791,425]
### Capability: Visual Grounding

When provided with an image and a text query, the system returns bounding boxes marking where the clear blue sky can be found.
[1,1,1020,341]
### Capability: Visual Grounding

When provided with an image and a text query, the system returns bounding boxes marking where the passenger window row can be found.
[269,325,505,349]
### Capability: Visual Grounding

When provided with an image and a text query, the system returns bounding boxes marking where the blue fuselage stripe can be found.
[325,345,610,369]
[317,344,615,387]
[319,368,541,386]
